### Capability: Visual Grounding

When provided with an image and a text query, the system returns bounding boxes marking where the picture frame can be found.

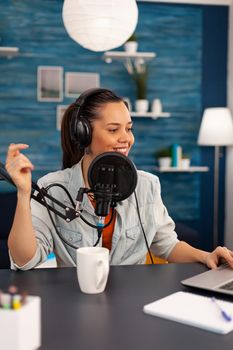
[65,72,100,98]
[37,66,63,102]
[56,105,68,130]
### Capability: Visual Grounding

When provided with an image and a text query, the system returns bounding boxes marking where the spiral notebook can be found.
[143,291,233,334]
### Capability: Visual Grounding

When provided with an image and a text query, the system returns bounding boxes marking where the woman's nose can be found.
[118,130,131,142]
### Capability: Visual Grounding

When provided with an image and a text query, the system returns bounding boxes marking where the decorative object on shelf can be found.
[171,144,182,167]
[62,0,138,52]
[155,147,172,168]
[124,32,138,53]
[131,60,149,113]
[151,99,162,115]
[103,51,171,117]
[181,155,191,169]
[37,66,63,102]
[198,107,233,248]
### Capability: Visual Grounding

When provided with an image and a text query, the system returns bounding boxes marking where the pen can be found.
[211,297,232,322]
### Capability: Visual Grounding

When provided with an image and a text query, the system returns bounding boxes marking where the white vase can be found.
[158,157,172,168]
[135,99,149,113]
[124,41,138,53]
[151,99,162,115]
[181,158,191,169]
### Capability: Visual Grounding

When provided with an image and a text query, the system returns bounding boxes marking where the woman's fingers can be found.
[6,153,34,173]
[208,246,233,269]
[5,143,33,194]
[218,247,233,268]
[7,143,29,159]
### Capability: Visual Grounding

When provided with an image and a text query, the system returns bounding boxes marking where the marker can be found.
[211,297,232,322]
[12,294,22,310]
[1,294,11,309]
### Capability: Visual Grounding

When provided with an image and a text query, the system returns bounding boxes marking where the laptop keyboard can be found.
[219,280,233,291]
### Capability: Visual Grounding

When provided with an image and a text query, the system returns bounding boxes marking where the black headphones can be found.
[70,88,111,149]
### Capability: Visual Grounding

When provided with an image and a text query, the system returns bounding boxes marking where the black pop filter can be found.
[88,152,137,204]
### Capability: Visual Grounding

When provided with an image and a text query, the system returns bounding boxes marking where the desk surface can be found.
[1,263,233,350]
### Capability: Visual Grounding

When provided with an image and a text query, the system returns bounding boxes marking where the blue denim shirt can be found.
[11,161,179,270]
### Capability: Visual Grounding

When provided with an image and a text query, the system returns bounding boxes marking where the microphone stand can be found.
[0,167,79,223]
[0,162,116,232]
[0,152,140,253]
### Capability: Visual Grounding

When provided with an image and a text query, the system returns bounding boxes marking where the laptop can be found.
[181,263,233,296]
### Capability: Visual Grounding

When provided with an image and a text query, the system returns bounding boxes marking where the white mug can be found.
[76,247,110,294]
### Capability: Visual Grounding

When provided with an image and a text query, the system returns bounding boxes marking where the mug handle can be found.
[96,259,109,290]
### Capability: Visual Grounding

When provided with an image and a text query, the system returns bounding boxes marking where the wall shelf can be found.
[155,166,209,173]
[0,47,19,58]
[103,50,156,76]
[131,111,170,119]
[103,51,171,119]
[103,51,156,63]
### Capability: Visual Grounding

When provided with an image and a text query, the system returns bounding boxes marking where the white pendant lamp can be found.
[62,0,138,52]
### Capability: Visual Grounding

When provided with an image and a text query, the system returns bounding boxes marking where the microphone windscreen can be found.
[88,152,137,202]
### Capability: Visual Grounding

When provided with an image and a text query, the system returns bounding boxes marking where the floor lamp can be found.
[197,108,233,248]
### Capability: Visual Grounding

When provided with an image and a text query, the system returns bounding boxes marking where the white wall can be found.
[225,3,233,249]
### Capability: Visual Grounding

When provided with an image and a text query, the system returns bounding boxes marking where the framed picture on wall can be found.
[65,72,100,98]
[37,66,63,102]
[56,105,68,130]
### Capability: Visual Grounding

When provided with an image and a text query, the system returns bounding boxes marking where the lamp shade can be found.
[197,108,233,146]
[62,0,138,52]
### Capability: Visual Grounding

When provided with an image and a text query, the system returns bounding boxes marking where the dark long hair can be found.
[61,88,127,169]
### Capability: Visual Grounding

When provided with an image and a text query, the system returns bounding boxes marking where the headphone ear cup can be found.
[74,117,92,149]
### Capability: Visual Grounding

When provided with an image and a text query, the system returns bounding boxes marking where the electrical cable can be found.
[93,208,115,247]
[134,192,154,265]
[45,183,76,207]
[36,186,78,253]
[36,183,116,249]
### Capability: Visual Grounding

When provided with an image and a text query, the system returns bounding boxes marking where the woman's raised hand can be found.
[5,144,34,195]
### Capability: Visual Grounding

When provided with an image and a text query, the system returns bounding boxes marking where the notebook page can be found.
[143,291,233,334]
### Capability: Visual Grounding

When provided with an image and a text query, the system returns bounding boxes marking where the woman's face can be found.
[88,101,134,160]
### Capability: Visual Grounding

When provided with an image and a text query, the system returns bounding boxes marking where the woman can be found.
[6,88,233,270]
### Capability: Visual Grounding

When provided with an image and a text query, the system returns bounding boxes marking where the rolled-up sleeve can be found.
[10,195,54,270]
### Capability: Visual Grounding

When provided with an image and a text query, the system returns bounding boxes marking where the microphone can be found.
[87,152,138,217]
[0,155,142,251]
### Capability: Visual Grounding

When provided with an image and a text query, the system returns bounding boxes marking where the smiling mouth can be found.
[113,148,129,155]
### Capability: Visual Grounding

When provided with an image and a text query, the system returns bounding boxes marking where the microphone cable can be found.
[36,185,79,252]
[133,192,154,265]
[39,184,154,264]
[35,183,116,249]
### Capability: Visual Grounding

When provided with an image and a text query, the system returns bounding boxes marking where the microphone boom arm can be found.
[0,161,80,222]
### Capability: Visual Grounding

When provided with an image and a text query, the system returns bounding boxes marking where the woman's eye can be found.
[128,127,133,132]
[109,129,117,133]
